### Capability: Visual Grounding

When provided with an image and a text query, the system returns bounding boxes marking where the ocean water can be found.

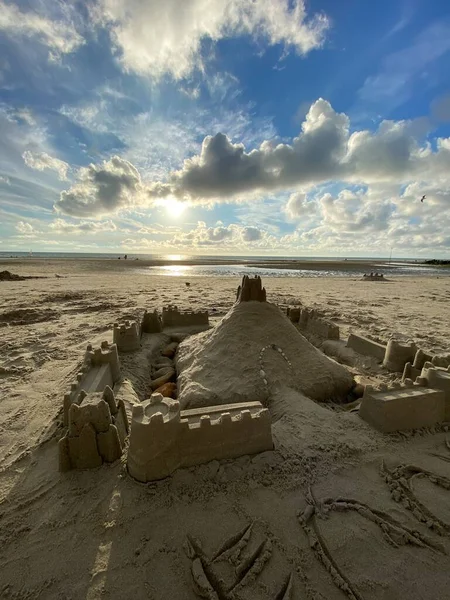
[141,263,449,278]
[1,252,448,277]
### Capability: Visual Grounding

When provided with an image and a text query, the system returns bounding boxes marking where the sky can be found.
[1,0,450,257]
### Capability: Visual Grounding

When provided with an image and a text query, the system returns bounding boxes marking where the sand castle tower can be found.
[176,275,354,411]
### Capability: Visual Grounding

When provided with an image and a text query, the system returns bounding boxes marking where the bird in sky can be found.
[420,195,426,202]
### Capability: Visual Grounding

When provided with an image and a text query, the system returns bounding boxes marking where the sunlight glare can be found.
[159,198,187,217]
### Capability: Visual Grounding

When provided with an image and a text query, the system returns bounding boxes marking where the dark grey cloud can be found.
[241,226,262,242]
[55,156,144,217]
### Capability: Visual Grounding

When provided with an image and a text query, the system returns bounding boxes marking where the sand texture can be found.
[1,259,450,599]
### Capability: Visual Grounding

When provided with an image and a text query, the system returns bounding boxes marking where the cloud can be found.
[15,221,39,236]
[319,188,395,233]
[48,218,117,234]
[54,156,148,217]
[157,99,447,202]
[142,221,269,248]
[0,1,84,61]
[0,174,11,185]
[96,0,329,79]
[22,151,69,181]
[55,99,450,226]
[241,226,262,242]
[285,191,308,219]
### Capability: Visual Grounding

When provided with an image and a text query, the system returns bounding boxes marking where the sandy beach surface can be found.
[1,258,450,599]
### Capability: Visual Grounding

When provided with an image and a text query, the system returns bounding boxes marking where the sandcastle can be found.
[57,275,449,477]
[127,395,273,482]
[59,386,129,471]
[362,272,385,281]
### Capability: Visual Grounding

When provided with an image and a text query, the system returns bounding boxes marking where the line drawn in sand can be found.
[298,486,445,600]
[381,460,450,535]
[428,436,450,463]
[184,523,294,599]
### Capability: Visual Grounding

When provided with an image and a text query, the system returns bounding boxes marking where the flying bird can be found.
[420,195,426,203]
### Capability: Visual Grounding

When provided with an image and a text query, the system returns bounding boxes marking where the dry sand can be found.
[0,258,450,599]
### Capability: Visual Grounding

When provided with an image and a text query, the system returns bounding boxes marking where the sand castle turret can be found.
[235,275,266,303]
[59,386,129,471]
[113,320,140,352]
[383,339,417,372]
[141,309,162,333]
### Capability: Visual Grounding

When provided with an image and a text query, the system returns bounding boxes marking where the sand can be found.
[0,258,450,599]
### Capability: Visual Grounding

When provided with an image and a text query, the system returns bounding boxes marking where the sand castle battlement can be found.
[360,382,445,432]
[288,307,340,340]
[127,395,273,482]
[113,320,140,352]
[63,341,121,426]
[59,386,129,471]
[162,305,209,328]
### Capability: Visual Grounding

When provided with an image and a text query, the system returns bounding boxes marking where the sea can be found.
[0,252,449,278]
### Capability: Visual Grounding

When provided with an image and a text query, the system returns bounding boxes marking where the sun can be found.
[159,198,187,217]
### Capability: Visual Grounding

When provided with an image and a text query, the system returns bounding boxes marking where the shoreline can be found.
[1,256,448,276]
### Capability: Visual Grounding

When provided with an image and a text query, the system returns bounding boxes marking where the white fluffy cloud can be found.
[15,221,39,236]
[125,221,270,249]
[54,98,450,257]
[48,218,117,234]
[0,1,84,60]
[54,156,149,217]
[23,151,69,181]
[144,99,449,203]
[96,0,329,79]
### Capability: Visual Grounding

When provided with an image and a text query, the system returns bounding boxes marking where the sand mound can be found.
[177,301,354,410]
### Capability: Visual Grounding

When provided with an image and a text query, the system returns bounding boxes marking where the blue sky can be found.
[1,0,450,256]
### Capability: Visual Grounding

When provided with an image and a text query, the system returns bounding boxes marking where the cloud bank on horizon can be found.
[1,0,450,256]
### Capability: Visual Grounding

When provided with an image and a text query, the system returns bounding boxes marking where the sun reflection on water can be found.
[160,264,193,276]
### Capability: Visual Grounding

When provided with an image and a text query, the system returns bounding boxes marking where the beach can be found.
[1,257,450,599]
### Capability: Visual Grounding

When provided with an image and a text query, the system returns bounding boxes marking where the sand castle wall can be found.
[63,341,121,426]
[127,396,273,482]
[347,333,386,361]
[297,308,340,340]
[59,386,129,471]
[359,382,445,433]
[162,305,209,328]
[113,320,140,352]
